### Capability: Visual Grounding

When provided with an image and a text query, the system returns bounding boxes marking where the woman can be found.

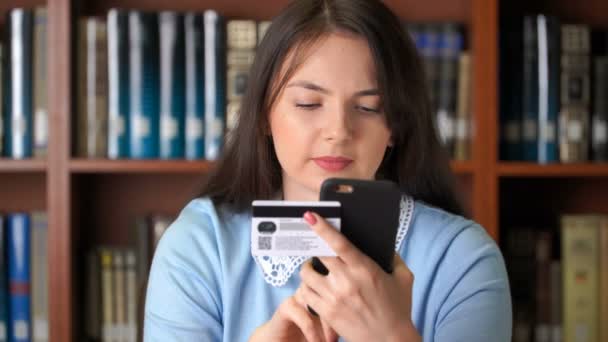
[144,0,512,341]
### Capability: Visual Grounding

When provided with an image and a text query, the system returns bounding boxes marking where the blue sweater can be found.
[144,197,512,341]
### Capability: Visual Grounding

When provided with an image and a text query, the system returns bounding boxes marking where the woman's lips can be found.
[312,156,353,172]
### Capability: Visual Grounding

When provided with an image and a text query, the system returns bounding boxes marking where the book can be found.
[124,250,137,342]
[99,248,114,342]
[204,10,226,161]
[159,11,186,159]
[499,17,524,161]
[85,250,101,341]
[0,215,8,342]
[549,261,562,342]
[559,25,591,163]
[536,15,560,164]
[592,56,608,161]
[77,18,108,158]
[184,12,205,160]
[600,218,608,342]
[534,231,552,342]
[436,23,463,155]
[561,214,601,342]
[33,7,48,158]
[4,9,34,159]
[30,212,48,342]
[129,11,160,159]
[522,16,539,162]
[226,20,256,137]
[0,43,3,156]
[454,52,471,161]
[107,9,131,159]
[7,213,31,342]
[113,250,126,342]
[257,21,271,45]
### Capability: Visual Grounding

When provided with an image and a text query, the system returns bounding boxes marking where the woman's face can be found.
[269,32,392,201]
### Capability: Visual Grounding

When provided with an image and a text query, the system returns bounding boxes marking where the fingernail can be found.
[303,211,317,225]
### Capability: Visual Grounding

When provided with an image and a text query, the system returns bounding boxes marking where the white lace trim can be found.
[252,196,415,287]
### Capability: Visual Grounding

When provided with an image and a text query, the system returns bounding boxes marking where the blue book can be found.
[4,9,33,159]
[159,12,186,159]
[522,16,539,162]
[499,17,524,160]
[437,23,464,154]
[184,13,205,160]
[0,216,8,342]
[204,10,226,161]
[128,11,160,159]
[7,214,31,342]
[107,9,130,159]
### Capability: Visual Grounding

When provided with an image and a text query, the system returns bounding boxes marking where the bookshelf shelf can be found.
[70,159,215,174]
[498,163,608,178]
[0,159,46,172]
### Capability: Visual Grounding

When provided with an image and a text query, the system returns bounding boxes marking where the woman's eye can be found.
[295,103,321,110]
[357,105,381,113]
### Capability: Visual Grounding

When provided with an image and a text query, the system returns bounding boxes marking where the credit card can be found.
[251,200,341,257]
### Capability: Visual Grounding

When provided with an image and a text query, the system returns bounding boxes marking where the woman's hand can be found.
[249,286,338,342]
[300,211,421,342]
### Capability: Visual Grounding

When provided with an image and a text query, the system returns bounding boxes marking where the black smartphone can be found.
[307,178,401,316]
[313,178,402,274]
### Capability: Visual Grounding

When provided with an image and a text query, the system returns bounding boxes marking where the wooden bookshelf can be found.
[498,163,608,178]
[0,158,46,172]
[70,159,215,173]
[5,0,607,340]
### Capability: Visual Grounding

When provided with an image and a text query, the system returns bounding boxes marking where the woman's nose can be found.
[323,105,353,142]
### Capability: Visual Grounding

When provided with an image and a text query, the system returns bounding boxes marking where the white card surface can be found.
[251,200,341,257]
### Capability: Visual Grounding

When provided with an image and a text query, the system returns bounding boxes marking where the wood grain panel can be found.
[73,174,208,246]
[47,0,73,340]
[0,174,46,211]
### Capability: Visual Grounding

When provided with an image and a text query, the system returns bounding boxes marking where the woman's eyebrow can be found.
[286,80,379,97]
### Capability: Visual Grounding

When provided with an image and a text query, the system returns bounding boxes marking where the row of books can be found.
[500,16,608,163]
[504,214,608,342]
[0,8,49,159]
[404,22,472,161]
[75,9,270,160]
[0,212,48,342]
[86,215,172,342]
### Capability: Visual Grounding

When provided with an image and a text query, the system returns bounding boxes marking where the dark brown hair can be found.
[200,0,465,216]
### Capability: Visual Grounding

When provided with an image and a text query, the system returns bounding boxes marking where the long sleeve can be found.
[144,200,224,341]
